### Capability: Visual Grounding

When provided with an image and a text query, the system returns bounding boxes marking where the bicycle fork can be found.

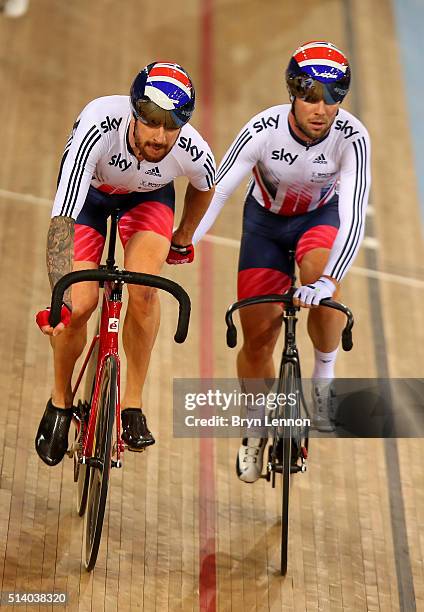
[267,310,309,483]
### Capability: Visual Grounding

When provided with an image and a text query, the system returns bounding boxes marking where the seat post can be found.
[106,211,119,270]
[288,249,296,288]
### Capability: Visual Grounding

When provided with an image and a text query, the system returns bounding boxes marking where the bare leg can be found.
[121,231,170,409]
[299,248,344,430]
[299,248,345,352]
[237,303,283,380]
[36,260,99,466]
[51,260,99,407]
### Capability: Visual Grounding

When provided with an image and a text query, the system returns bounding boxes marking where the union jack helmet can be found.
[286,41,351,104]
[130,62,195,129]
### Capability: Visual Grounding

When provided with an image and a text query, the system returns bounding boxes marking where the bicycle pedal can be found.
[291,461,307,474]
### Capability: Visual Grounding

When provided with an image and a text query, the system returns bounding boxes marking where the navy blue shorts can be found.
[238,193,340,299]
[74,184,175,263]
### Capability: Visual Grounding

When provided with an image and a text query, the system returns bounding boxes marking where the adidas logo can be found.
[145,166,162,176]
[312,154,327,164]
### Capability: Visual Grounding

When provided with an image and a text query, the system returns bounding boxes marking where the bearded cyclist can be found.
[193,41,371,483]
[35,62,215,466]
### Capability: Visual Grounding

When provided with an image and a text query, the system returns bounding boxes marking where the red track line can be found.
[198,0,217,610]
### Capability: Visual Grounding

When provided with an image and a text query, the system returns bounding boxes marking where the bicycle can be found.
[48,212,191,571]
[225,251,353,576]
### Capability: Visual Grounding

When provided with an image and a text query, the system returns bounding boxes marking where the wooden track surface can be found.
[0,1,423,610]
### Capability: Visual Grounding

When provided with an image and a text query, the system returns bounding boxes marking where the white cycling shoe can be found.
[2,0,29,17]
[312,381,336,432]
[236,438,267,483]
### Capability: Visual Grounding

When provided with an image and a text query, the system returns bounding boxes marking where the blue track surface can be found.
[392,0,424,226]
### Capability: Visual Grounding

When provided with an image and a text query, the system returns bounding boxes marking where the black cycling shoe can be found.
[35,399,73,467]
[121,408,155,451]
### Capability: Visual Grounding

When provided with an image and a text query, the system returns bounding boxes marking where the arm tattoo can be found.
[46,216,75,307]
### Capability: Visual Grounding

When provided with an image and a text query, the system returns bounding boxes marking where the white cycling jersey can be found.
[193,104,371,282]
[52,96,215,220]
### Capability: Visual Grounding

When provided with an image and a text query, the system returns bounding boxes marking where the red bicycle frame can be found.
[72,279,124,464]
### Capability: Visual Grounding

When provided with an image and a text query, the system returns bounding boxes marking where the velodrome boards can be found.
[0,0,423,609]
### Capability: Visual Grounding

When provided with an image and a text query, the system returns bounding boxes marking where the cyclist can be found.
[193,41,371,482]
[35,62,215,466]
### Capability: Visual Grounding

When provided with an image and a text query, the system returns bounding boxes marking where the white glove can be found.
[294,276,336,306]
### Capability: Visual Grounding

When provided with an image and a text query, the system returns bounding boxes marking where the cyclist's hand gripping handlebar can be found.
[49,269,191,343]
[225,293,354,351]
[36,304,71,335]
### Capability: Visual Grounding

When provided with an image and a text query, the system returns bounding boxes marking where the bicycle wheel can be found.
[278,361,297,576]
[75,333,99,516]
[83,354,117,571]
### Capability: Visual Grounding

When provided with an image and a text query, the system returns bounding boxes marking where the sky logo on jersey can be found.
[109,153,132,171]
[178,136,204,161]
[294,41,348,83]
[271,148,298,165]
[145,63,192,111]
[334,119,359,139]
[253,115,280,133]
[101,115,123,133]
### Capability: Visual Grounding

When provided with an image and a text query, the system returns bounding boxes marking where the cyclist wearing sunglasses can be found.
[35,62,215,466]
[193,41,371,482]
